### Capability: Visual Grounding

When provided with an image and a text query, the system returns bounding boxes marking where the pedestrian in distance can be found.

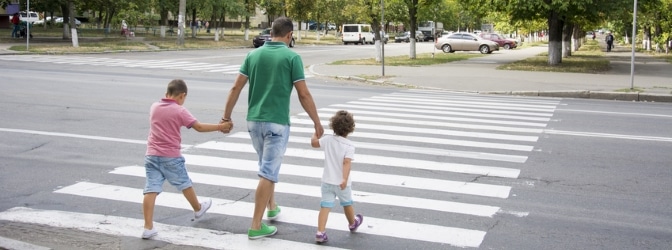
[605,32,614,52]
[220,16,324,240]
[311,110,363,243]
[141,79,232,239]
[11,13,20,38]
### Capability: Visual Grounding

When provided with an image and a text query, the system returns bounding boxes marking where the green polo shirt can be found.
[239,41,305,125]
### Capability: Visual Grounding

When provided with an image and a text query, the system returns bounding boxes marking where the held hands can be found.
[219,118,233,134]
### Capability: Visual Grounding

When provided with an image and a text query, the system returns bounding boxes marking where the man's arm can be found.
[220,74,248,131]
[294,80,324,138]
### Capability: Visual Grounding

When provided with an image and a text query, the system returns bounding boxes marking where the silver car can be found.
[434,32,499,54]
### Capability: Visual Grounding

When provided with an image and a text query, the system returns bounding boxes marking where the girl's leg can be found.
[182,186,201,211]
[343,205,355,225]
[143,193,158,229]
[317,207,331,232]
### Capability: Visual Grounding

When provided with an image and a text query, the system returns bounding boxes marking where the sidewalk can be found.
[309,44,672,102]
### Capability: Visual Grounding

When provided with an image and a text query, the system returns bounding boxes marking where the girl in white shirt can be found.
[311,110,363,243]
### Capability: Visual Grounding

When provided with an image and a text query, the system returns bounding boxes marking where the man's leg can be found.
[251,177,275,230]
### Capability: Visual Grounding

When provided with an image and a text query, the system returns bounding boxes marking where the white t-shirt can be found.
[318,135,355,186]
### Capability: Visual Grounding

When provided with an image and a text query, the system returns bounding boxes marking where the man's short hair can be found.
[272,17,293,38]
[167,79,188,96]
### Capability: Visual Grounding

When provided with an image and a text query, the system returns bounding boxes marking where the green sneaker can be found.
[267,205,281,220]
[248,223,277,240]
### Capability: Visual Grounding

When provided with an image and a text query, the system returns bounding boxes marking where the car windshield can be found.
[260,29,271,35]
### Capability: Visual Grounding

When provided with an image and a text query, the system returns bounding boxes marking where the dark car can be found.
[420,30,435,41]
[394,31,424,43]
[478,33,517,50]
[253,28,295,48]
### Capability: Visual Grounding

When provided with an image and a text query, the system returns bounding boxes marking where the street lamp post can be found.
[381,0,385,77]
[630,0,638,90]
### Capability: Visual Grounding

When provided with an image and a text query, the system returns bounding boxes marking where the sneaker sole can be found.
[141,232,158,239]
[248,228,278,240]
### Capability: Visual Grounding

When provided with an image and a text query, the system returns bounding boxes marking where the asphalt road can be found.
[0,45,671,250]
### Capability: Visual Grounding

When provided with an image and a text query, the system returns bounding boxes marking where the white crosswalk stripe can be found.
[0,55,313,77]
[0,89,559,248]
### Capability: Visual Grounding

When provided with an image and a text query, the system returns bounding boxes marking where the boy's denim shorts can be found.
[143,155,192,194]
[320,183,354,208]
[247,121,290,183]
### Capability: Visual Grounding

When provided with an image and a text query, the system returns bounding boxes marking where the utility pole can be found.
[381,0,385,77]
[177,0,186,46]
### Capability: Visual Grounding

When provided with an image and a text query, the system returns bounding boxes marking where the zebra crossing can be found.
[0,55,242,75]
[0,89,560,249]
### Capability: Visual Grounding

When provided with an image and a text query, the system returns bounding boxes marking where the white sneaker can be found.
[141,228,158,239]
[194,199,212,219]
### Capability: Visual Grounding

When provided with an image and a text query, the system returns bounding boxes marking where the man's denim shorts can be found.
[320,183,354,208]
[143,155,192,194]
[247,121,290,183]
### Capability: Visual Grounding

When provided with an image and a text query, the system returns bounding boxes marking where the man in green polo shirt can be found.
[221,16,324,239]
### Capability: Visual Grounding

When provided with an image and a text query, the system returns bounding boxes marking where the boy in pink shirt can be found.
[142,79,232,239]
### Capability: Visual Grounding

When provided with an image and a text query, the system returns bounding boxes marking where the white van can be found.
[341,24,375,45]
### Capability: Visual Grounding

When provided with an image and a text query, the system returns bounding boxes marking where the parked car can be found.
[8,11,40,24]
[373,31,389,44]
[434,32,499,54]
[54,17,81,26]
[479,33,517,50]
[253,28,295,48]
[341,24,375,45]
[420,30,436,41]
[394,31,425,43]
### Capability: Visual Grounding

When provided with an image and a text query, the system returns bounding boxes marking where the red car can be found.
[479,33,518,50]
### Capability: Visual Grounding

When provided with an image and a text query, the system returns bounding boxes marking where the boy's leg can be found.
[267,189,276,211]
[182,186,201,211]
[143,193,158,229]
[317,207,331,232]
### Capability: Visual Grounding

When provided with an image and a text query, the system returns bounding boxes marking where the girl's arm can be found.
[340,158,352,190]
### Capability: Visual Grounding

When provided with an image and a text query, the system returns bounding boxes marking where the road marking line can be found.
[195,141,522,178]
[112,166,502,217]
[183,154,513,198]
[362,97,556,112]
[291,119,541,152]
[327,105,552,123]
[0,207,344,250]
[345,100,554,117]
[300,112,543,140]
[544,129,672,142]
[232,131,528,163]
[54,182,486,248]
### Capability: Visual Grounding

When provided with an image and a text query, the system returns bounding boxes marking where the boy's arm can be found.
[311,133,320,148]
[340,158,352,190]
[191,121,232,133]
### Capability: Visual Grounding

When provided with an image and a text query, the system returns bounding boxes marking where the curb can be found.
[0,236,51,250]
[308,64,672,103]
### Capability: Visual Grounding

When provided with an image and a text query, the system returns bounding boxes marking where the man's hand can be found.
[219,118,233,133]
[340,180,347,190]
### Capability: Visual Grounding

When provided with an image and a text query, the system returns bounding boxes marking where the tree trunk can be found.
[408,0,418,59]
[572,25,581,52]
[547,10,563,66]
[60,4,69,39]
[644,26,651,51]
[562,22,573,58]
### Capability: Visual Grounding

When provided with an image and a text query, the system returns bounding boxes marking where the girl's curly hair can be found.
[329,110,355,137]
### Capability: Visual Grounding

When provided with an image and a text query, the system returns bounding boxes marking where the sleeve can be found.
[239,53,250,77]
[345,145,355,161]
[180,107,198,129]
[290,54,305,83]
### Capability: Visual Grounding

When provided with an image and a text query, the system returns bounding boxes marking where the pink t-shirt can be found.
[146,99,197,157]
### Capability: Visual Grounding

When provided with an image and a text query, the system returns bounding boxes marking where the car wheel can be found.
[289,38,295,47]
[504,43,511,50]
[479,45,490,54]
[442,44,452,53]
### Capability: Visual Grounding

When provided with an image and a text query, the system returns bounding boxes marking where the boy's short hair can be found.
[330,110,355,137]
[167,79,188,96]
[271,17,293,38]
